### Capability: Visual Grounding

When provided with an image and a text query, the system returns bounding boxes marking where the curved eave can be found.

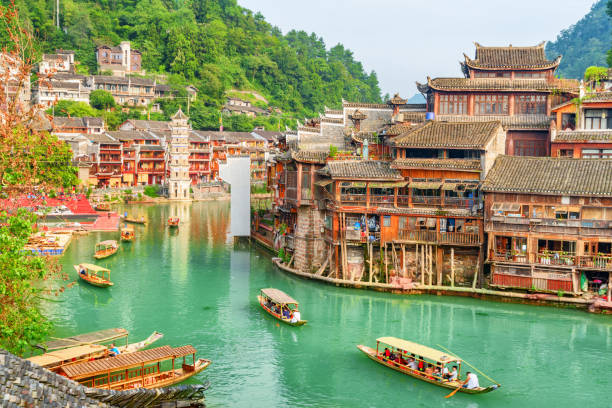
[463,55,561,71]
[415,80,430,94]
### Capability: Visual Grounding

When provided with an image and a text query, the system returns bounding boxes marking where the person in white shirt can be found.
[449,366,458,381]
[441,365,450,379]
[290,310,301,323]
[462,372,479,389]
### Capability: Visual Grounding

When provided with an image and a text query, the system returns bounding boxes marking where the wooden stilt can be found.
[451,247,455,287]
[402,244,406,278]
[436,246,443,285]
[369,243,373,283]
[428,245,433,286]
[421,244,425,286]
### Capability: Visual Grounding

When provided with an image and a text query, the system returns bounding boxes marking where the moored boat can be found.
[356,337,500,395]
[74,263,113,287]
[95,202,111,211]
[58,345,211,390]
[168,217,179,227]
[257,288,307,326]
[120,227,135,242]
[93,240,118,259]
[27,331,164,372]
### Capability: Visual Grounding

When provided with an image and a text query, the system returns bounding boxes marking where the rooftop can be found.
[391,158,482,171]
[554,130,612,142]
[52,116,104,130]
[392,121,502,149]
[463,42,561,71]
[436,114,552,130]
[318,160,402,180]
[291,149,328,164]
[482,156,612,197]
[106,130,158,141]
[417,77,578,93]
[122,119,171,131]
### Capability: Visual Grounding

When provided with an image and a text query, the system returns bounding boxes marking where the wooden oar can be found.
[437,344,500,386]
[445,384,463,398]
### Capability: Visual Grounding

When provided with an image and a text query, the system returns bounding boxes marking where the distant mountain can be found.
[407,93,425,104]
[546,0,612,79]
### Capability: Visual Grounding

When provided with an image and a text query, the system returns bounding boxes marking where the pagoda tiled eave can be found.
[391,158,482,172]
[417,77,579,93]
[436,114,552,130]
[462,42,562,71]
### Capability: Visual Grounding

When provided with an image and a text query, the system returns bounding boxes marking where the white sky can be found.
[238,0,597,98]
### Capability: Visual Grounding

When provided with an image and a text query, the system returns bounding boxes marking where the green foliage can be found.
[546,1,611,79]
[329,145,338,158]
[585,65,608,82]
[143,185,160,197]
[17,0,381,119]
[251,184,268,194]
[0,210,53,355]
[49,100,98,117]
[89,89,116,110]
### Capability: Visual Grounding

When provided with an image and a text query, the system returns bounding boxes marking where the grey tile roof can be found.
[318,160,402,180]
[291,150,329,163]
[391,158,482,171]
[106,130,158,141]
[123,120,171,131]
[53,116,104,129]
[422,77,578,92]
[392,121,501,149]
[0,349,207,407]
[464,42,561,70]
[482,156,612,197]
[436,114,552,130]
[554,130,612,142]
[93,75,154,86]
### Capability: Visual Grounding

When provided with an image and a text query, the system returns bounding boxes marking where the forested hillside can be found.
[546,0,611,79]
[12,0,381,123]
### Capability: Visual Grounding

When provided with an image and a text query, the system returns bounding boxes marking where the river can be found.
[45,202,612,408]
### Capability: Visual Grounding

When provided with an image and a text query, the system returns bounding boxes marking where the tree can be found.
[89,89,116,110]
[0,1,77,356]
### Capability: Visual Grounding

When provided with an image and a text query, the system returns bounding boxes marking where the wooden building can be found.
[417,42,578,157]
[483,156,612,295]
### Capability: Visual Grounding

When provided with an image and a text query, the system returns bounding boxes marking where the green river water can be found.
[45,202,612,408]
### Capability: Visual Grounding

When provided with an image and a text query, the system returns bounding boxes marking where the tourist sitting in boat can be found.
[282,307,291,319]
[383,348,391,359]
[441,364,450,379]
[417,356,425,372]
[408,357,418,370]
[433,366,442,380]
[462,372,480,389]
[449,366,458,381]
[109,343,121,356]
[425,364,434,376]
[290,310,300,323]
[79,265,86,275]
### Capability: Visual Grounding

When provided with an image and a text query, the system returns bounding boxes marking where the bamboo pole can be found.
[436,344,500,386]
[402,244,406,278]
[420,244,425,286]
[428,245,433,286]
[384,243,388,283]
[451,247,455,287]
[369,242,373,283]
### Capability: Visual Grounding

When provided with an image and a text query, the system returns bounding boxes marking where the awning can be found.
[122,173,134,182]
[314,179,333,187]
[369,181,409,188]
[260,288,299,304]
[137,173,148,182]
[442,183,464,191]
[502,203,521,212]
[28,344,108,368]
[410,181,442,189]
[340,181,366,188]
[554,206,581,213]
[377,337,460,364]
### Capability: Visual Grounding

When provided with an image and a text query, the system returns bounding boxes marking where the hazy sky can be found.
[238,0,597,98]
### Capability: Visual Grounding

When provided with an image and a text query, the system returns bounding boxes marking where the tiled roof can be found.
[554,130,612,142]
[139,144,164,151]
[464,42,561,70]
[376,206,474,217]
[386,123,416,136]
[436,114,552,130]
[53,116,104,129]
[324,108,343,115]
[93,75,154,86]
[388,93,407,105]
[123,119,171,131]
[482,156,612,197]
[392,121,502,149]
[189,130,211,142]
[107,130,158,141]
[420,77,578,92]
[85,133,120,144]
[251,130,283,141]
[297,126,319,133]
[291,149,328,163]
[0,349,208,407]
[321,117,344,124]
[582,92,612,103]
[318,160,402,180]
[34,80,80,90]
[391,158,482,171]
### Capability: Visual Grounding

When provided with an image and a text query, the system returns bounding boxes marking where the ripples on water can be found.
[45,202,612,408]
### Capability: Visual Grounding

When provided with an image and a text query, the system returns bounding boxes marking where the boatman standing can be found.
[462,372,479,389]
[290,310,301,323]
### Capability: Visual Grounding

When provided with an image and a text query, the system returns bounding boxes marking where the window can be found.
[474,72,510,78]
[439,94,467,114]
[514,140,546,157]
[383,216,391,227]
[559,149,574,158]
[561,113,576,130]
[581,149,612,158]
[474,94,508,115]
[514,72,546,79]
[515,94,546,114]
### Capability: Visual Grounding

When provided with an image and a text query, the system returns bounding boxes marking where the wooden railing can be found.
[578,254,612,269]
[490,251,612,271]
[369,195,394,205]
[398,229,480,245]
[412,196,442,207]
[340,194,366,206]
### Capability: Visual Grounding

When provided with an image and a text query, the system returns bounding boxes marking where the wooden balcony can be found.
[397,229,481,246]
[490,250,612,271]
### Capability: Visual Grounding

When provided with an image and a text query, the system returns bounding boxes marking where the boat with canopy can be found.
[36,328,130,352]
[168,217,179,227]
[27,331,164,372]
[356,337,499,395]
[74,263,113,287]
[257,288,307,326]
[58,345,211,390]
[95,202,111,211]
[120,227,134,242]
[93,240,118,259]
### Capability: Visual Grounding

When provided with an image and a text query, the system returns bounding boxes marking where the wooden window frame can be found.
[474,94,508,115]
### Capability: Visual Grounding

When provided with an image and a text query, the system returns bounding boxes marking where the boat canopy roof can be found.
[38,328,128,351]
[27,344,108,367]
[97,240,118,246]
[377,337,460,364]
[61,345,197,379]
[261,288,298,304]
[77,263,110,272]
[121,227,134,232]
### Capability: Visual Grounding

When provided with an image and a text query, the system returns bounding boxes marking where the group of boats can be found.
[27,328,210,390]
[78,214,180,288]
[257,288,499,397]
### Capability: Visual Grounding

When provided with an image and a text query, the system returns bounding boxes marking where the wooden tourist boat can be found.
[120,227,135,242]
[94,240,118,259]
[168,217,180,227]
[74,264,113,288]
[58,345,211,390]
[37,328,130,352]
[257,288,307,326]
[120,215,147,225]
[356,337,500,395]
[95,202,111,211]
[27,331,164,372]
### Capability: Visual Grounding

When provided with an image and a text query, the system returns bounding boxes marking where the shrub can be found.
[329,144,338,158]
[143,185,160,198]
[90,89,116,110]
[47,189,57,198]
[85,187,92,198]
